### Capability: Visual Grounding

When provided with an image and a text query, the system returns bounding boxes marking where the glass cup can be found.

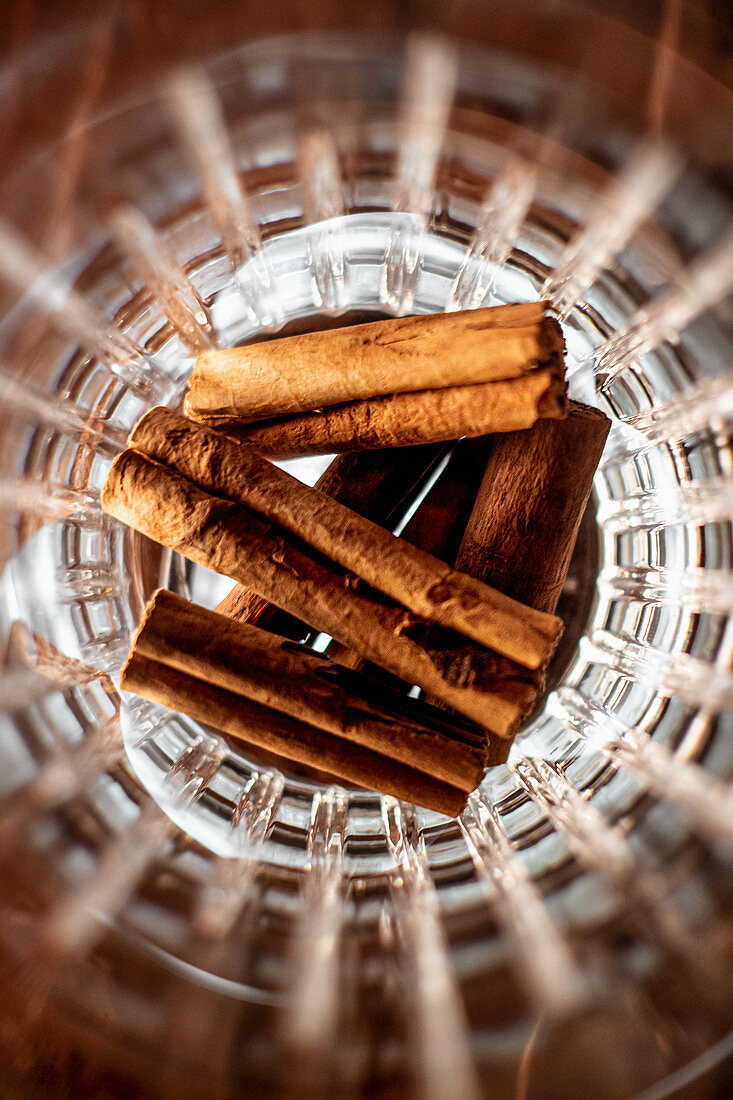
[0,14,732,1098]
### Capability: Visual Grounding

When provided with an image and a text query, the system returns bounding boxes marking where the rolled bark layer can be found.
[216,443,444,630]
[184,301,565,421]
[457,401,611,613]
[127,406,562,670]
[207,369,566,457]
[128,589,489,788]
[123,653,468,817]
[102,449,537,733]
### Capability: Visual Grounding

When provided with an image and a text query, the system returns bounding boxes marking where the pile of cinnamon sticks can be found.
[102,303,610,816]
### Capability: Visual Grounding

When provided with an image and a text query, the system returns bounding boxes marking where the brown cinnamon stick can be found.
[439,403,610,728]
[184,302,565,423]
[204,370,566,458]
[125,589,488,789]
[325,437,494,673]
[122,653,468,817]
[399,436,495,562]
[396,405,610,750]
[456,401,611,613]
[102,448,535,733]
[216,443,444,630]
[124,406,561,669]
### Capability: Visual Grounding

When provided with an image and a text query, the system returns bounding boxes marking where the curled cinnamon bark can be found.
[216,443,444,631]
[435,401,611,730]
[125,406,561,669]
[125,589,489,789]
[123,652,468,817]
[184,301,565,422]
[102,449,542,733]
[456,402,611,613]
[205,370,566,457]
[367,404,611,753]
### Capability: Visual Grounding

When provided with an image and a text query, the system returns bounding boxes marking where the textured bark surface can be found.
[215,442,443,632]
[183,302,564,420]
[207,369,566,457]
[128,406,562,669]
[457,401,611,613]
[398,437,495,563]
[128,589,488,788]
[123,653,468,816]
[325,436,495,685]
[102,449,538,732]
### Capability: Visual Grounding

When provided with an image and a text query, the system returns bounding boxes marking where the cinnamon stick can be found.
[399,436,495,562]
[184,302,564,422]
[216,443,444,630]
[325,437,494,673]
[388,406,610,751]
[125,589,489,789]
[122,653,468,817]
[203,370,566,457]
[425,401,610,743]
[456,401,611,613]
[299,445,446,527]
[124,406,561,669]
[102,448,536,733]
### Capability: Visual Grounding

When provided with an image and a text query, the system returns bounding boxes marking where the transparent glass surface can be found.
[0,23,732,1100]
